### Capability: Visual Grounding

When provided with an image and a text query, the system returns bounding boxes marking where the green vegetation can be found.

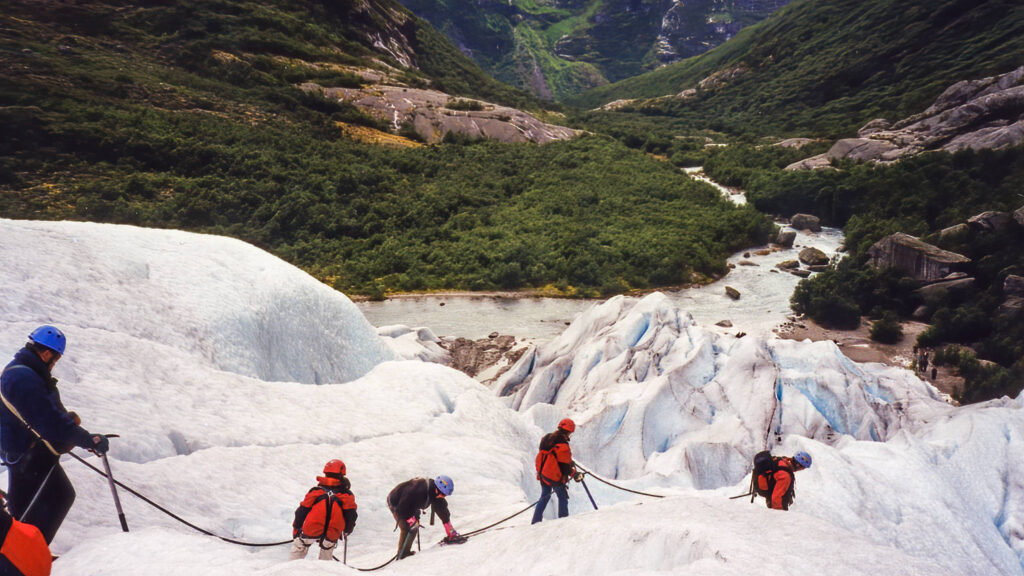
[0,0,770,299]
[399,0,781,99]
[773,147,1024,403]
[869,311,903,344]
[571,0,1024,138]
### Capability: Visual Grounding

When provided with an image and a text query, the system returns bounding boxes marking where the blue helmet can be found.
[434,475,454,496]
[29,325,66,356]
[794,451,812,469]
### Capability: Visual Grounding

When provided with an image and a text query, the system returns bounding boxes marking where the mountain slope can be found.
[400,0,790,99]
[0,0,771,297]
[570,0,1024,137]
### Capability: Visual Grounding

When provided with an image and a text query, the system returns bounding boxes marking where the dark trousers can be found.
[6,443,75,544]
[390,508,417,559]
[531,482,568,524]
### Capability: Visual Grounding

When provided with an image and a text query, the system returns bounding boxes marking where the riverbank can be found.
[776,317,963,398]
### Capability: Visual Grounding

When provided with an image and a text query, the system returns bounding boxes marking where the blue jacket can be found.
[0,347,93,463]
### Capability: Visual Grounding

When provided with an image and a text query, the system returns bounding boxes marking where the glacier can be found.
[0,219,1021,575]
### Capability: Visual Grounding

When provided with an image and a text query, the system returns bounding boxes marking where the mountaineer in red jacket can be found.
[756,451,812,510]
[290,459,357,561]
[531,418,583,524]
[0,496,51,576]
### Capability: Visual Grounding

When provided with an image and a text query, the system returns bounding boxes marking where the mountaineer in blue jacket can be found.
[0,325,109,543]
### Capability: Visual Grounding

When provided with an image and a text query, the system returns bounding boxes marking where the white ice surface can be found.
[0,221,1021,576]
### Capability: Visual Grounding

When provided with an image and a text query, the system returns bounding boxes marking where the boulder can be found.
[912,305,929,320]
[789,269,812,278]
[915,277,976,299]
[785,154,833,171]
[858,119,892,137]
[725,286,741,300]
[790,214,822,232]
[738,260,757,266]
[938,223,970,240]
[827,138,900,162]
[776,230,796,248]
[868,232,971,282]
[967,211,1014,232]
[798,247,829,266]
[1001,274,1024,314]
[715,320,733,328]
[776,260,800,270]
[806,265,830,272]
[1015,205,1024,228]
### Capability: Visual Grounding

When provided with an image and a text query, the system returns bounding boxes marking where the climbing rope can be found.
[573,463,666,499]
[69,451,291,547]
[461,500,538,537]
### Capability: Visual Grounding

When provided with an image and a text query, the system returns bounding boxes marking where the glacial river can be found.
[357,170,844,341]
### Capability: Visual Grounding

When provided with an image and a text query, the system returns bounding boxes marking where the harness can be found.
[308,488,338,549]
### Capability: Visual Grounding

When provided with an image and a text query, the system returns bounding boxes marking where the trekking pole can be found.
[416,526,421,551]
[580,478,598,510]
[343,533,348,565]
[98,437,129,532]
[18,464,57,522]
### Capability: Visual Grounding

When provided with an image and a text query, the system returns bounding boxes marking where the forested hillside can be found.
[570,0,1024,138]
[0,0,770,297]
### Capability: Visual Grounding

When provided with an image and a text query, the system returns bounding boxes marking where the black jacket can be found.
[387,478,450,524]
[1,348,93,462]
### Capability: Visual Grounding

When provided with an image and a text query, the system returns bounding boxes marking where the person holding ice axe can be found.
[1,325,110,543]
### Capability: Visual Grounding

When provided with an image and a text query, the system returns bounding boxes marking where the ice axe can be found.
[580,477,598,510]
[98,434,129,532]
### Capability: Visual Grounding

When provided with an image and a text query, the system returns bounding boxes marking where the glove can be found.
[573,472,584,482]
[90,434,110,454]
[68,411,81,425]
[405,517,419,531]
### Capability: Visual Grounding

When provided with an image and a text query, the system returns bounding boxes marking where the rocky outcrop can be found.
[788,67,1024,169]
[915,276,976,299]
[798,247,829,266]
[968,211,1014,233]
[305,83,578,144]
[725,286,741,300]
[440,333,524,379]
[1015,205,1024,227]
[776,259,799,270]
[1000,275,1024,314]
[938,223,970,240]
[698,66,750,90]
[868,233,970,282]
[790,214,822,231]
[773,138,818,148]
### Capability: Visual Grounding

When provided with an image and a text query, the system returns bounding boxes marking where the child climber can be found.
[290,459,358,561]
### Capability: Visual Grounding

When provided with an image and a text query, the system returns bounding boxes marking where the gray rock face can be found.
[967,211,1014,232]
[441,334,521,378]
[868,233,971,282]
[790,214,822,231]
[915,277,976,299]
[798,247,829,266]
[306,83,578,144]
[1015,205,1024,227]
[788,67,1024,169]
[939,223,970,240]
[1002,275,1024,314]
[775,230,796,248]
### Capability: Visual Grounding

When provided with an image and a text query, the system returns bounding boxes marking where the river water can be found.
[357,171,844,341]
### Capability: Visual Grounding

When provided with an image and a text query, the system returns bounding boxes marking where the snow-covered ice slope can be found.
[0,219,394,385]
[1,221,1022,575]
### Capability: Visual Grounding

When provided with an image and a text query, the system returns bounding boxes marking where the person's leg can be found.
[555,484,569,518]
[531,483,553,524]
[289,536,315,560]
[318,538,337,560]
[7,445,56,521]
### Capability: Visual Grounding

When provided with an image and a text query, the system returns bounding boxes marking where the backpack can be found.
[536,447,562,486]
[751,450,779,499]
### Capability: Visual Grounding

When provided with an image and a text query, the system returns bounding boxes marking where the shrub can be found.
[869,312,903,344]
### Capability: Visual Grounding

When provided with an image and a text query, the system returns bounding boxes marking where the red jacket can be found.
[757,457,796,510]
[535,431,574,486]
[1,506,51,576]
[293,478,358,541]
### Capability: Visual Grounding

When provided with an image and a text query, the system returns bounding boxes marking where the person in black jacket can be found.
[386,475,464,559]
[0,325,109,543]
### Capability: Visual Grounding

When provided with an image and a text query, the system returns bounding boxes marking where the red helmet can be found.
[558,418,576,433]
[323,459,346,477]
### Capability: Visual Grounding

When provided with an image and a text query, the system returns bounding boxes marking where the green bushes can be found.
[869,312,902,344]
